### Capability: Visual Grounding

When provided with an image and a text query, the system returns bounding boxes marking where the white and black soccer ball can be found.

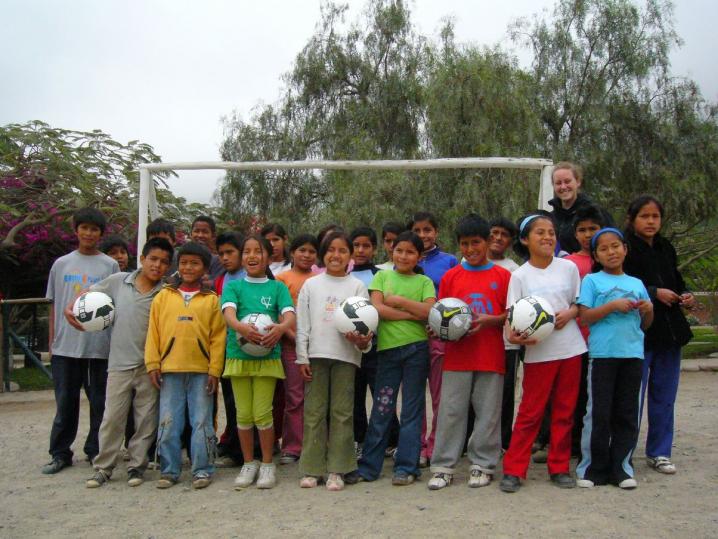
[237,313,274,356]
[508,295,555,342]
[428,297,473,341]
[72,291,115,332]
[334,296,379,336]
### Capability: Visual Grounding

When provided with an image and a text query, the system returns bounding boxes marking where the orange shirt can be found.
[277,269,316,305]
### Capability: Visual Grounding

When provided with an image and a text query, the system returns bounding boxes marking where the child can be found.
[576,228,654,489]
[145,242,226,489]
[191,215,224,279]
[623,196,695,475]
[42,207,120,475]
[147,218,178,276]
[100,234,131,271]
[81,237,173,487]
[296,231,373,490]
[488,217,521,451]
[427,215,510,490]
[222,234,295,489]
[276,234,319,464]
[261,223,292,276]
[499,213,587,493]
[214,231,246,466]
[410,211,458,467]
[358,231,436,485]
[376,222,404,271]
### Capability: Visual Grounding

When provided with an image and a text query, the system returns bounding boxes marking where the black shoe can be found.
[42,458,70,475]
[499,474,521,493]
[550,473,576,489]
[343,470,362,485]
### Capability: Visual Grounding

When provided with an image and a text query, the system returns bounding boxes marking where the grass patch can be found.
[9,367,53,391]
[684,326,718,359]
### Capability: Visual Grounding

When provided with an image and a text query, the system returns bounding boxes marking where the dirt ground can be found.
[0,372,716,539]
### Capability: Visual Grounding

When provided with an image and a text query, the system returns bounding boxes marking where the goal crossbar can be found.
[137,157,555,252]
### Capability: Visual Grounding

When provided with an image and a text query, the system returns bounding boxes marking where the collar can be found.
[125,269,164,293]
[461,261,494,272]
[165,276,214,294]
[352,263,377,272]
[245,276,269,283]
[423,246,440,260]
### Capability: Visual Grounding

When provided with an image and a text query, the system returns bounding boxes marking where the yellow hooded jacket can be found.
[144,283,226,378]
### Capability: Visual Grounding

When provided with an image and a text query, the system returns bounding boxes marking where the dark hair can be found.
[572,204,606,231]
[350,226,377,246]
[489,216,518,239]
[260,223,289,261]
[146,218,176,242]
[625,195,664,231]
[191,215,216,234]
[289,233,319,253]
[455,214,490,241]
[381,221,405,238]
[514,211,556,260]
[393,230,424,254]
[216,231,244,251]
[317,223,344,246]
[141,236,174,259]
[407,211,438,230]
[590,228,627,272]
[100,234,129,255]
[319,231,353,262]
[241,233,273,258]
[177,241,211,269]
[73,207,107,234]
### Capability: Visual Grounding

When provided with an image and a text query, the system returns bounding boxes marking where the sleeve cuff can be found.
[221,301,237,311]
[281,306,295,315]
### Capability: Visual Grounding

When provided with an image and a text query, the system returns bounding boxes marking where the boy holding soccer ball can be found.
[42,207,120,475]
[426,214,511,490]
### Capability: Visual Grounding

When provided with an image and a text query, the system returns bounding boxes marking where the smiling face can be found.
[75,223,102,254]
[178,254,206,286]
[352,235,375,265]
[323,238,351,276]
[242,238,269,278]
[190,220,214,247]
[292,243,317,272]
[488,226,513,259]
[521,218,556,261]
[392,240,421,274]
[140,247,171,283]
[593,232,627,274]
[264,232,287,262]
[411,220,438,252]
[217,243,241,273]
[632,202,662,244]
[552,168,581,209]
[459,235,489,267]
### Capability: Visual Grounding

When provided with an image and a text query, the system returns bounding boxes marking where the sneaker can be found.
[427,472,452,490]
[618,478,638,490]
[646,456,676,474]
[418,455,429,468]
[215,455,241,468]
[343,470,361,485]
[499,474,521,493]
[42,458,69,475]
[299,475,319,488]
[576,478,595,488]
[234,461,260,489]
[550,473,576,489]
[127,469,144,487]
[391,473,415,486]
[279,453,299,465]
[385,446,397,459]
[156,475,176,489]
[326,473,345,491]
[532,446,548,464]
[86,470,109,488]
[256,463,277,489]
[192,474,212,489]
[467,468,492,488]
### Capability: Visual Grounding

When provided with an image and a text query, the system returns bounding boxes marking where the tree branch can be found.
[1,207,77,249]
[678,243,718,271]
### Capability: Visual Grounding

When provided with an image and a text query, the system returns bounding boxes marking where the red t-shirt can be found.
[565,252,593,343]
[439,262,511,373]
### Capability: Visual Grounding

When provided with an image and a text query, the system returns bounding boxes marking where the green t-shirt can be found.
[221,277,294,359]
[369,270,436,352]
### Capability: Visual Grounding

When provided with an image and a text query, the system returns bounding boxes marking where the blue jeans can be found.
[157,373,216,480]
[358,341,429,480]
[640,346,681,458]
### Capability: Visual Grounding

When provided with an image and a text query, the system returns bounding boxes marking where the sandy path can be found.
[0,372,716,538]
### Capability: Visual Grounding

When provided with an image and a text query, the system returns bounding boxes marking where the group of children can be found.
[42,164,695,494]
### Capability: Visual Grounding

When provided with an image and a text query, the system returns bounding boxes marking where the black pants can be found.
[501,349,521,450]
[578,357,642,484]
[49,355,108,463]
[217,376,243,462]
[354,345,400,447]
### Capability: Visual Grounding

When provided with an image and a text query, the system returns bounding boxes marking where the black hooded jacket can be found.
[548,192,614,254]
[623,230,693,349]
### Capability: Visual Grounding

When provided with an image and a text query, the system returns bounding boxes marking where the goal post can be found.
[137,157,555,252]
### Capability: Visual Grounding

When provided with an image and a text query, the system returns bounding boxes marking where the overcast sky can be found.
[2,0,716,205]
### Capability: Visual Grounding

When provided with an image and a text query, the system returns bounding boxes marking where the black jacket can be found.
[548,193,614,254]
[623,231,693,349]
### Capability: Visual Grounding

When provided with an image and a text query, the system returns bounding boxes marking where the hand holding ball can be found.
[72,292,115,331]
[334,296,378,336]
[237,313,274,356]
[427,298,472,341]
[508,296,555,343]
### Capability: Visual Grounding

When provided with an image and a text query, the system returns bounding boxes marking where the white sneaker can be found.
[576,478,595,488]
[427,472,452,490]
[234,461,259,489]
[618,478,638,489]
[256,463,277,489]
[467,468,492,488]
[647,456,676,474]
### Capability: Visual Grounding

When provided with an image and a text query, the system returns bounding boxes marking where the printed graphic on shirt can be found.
[596,286,639,303]
[63,270,104,294]
[322,295,340,322]
[464,291,498,315]
[260,296,273,309]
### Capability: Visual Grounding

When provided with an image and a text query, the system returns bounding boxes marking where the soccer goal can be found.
[136,157,555,252]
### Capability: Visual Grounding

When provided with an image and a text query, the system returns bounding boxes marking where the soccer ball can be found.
[72,291,115,332]
[508,295,555,342]
[237,313,274,356]
[334,296,379,336]
[428,298,473,341]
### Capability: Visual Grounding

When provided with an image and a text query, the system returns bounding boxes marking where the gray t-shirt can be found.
[46,250,120,359]
[90,270,165,371]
